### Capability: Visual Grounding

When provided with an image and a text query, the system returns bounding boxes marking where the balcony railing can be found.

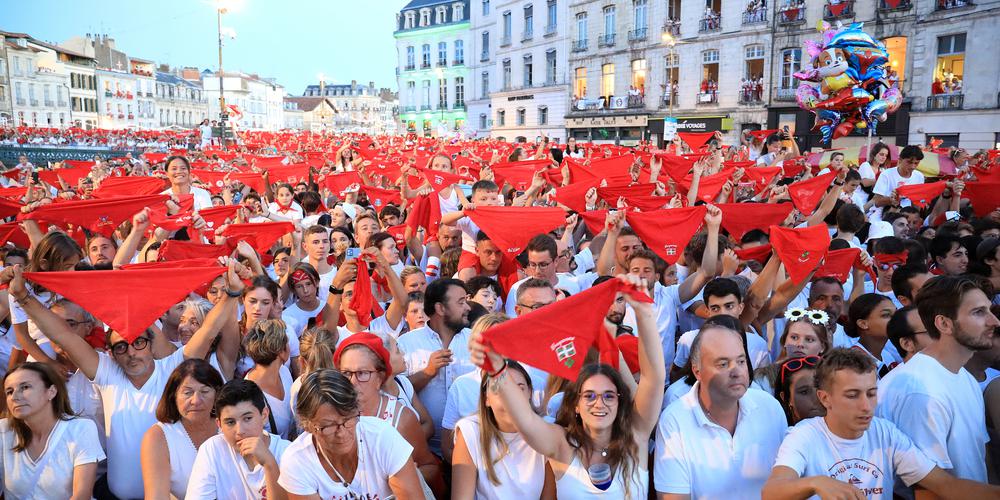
[743,8,768,24]
[927,94,963,110]
[936,0,972,10]
[421,62,431,69]
[402,106,417,112]
[779,6,806,24]
[15,98,25,106]
[500,35,511,47]
[453,103,466,110]
[480,51,490,62]
[437,60,447,67]
[405,64,415,71]
[44,100,54,107]
[572,39,588,52]
[521,29,533,41]
[660,91,676,108]
[420,105,432,110]
[824,0,855,18]
[598,33,615,47]
[738,92,764,105]
[700,14,721,32]
[57,100,67,107]
[452,59,465,66]
[662,20,681,37]
[774,86,798,101]
[545,23,557,36]
[0,75,7,85]
[697,92,718,105]
[878,0,912,11]
[29,99,38,106]
[628,27,648,42]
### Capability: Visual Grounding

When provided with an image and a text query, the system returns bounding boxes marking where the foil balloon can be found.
[793,22,903,142]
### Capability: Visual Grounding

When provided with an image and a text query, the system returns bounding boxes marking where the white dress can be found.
[555,454,648,499]
[156,420,216,499]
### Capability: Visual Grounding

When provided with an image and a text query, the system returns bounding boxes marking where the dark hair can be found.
[298,191,323,214]
[830,152,845,161]
[686,231,732,265]
[845,169,862,182]
[703,277,742,303]
[836,204,866,233]
[156,359,225,423]
[874,236,905,255]
[829,238,851,251]
[3,248,28,262]
[465,275,502,298]
[2,363,75,453]
[379,204,402,220]
[916,275,990,340]
[164,155,191,171]
[902,238,928,266]
[774,356,820,426]
[887,305,919,356]
[929,235,962,261]
[846,293,893,338]
[423,278,465,317]
[868,143,891,165]
[898,145,924,162]
[369,232,396,252]
[525,233,558,261]
[243,275,279,302]
[814,347,876,392]
[741,229,769,245]
[471,180,500,194]
[214,379,267,415]
[891,264,929,302]
[515,277,555,304]
[626,248,660,269]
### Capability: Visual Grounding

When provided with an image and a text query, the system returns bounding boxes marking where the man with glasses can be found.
[504,234,595,317]
[885,305,935,364]
[2,262,245,500]
[655,325,786,499]
[865,236,908,307]
[187,379,291,499]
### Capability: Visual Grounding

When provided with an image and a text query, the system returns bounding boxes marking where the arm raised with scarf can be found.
[366,248,409,330]
[182,259,245,361]
[804,167,846,227]
[676,204,723,304]
[112,208,151,269]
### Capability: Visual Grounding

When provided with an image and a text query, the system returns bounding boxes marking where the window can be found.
[524,5,534,39]
[524,54,534,86]
[454,40,464,64]
[603,6,616,35]
[404,12,415,29]
[883,36,906,85]
[744,44,765,80]
[422,44,431,67]
[455,77,465,106]
[481,31,490,59]
[546,50,557,84]
[481,71,490,98]
[480,113,488,129]
[576,12,588,43]
[702,50,720,96]
[634,0,647,29]
[575,67,587,97]
[601,63,615,97]
[438,42,448,66]
[631,59,647,91]
[503,11,512,42]
[406,46,415,68]
[482,0,489,15]
[439,78,448,108]
[453,2,464,20]
[780,48,801,88]
[498,109,506,126]
[516,108,526,125]
[422,80,431,108]
[538,106,548,125]
[935,34,964,90]
[547,0,557,30]
[503,59,512,89]
[420,9,431,26]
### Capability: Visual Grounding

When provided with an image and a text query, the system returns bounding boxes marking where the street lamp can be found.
[216,0,242,146]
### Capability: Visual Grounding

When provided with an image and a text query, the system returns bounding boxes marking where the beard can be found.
[954,324,994,351]
[444,312,468,332]
[606,311,624,325]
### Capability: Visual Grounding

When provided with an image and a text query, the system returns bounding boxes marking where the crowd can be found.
[0,125,994,499]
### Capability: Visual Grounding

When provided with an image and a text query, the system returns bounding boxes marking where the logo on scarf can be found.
[797,250,811,263]
[95,215,113,228]
[433,174,444,185]
[551,337,577,368]
[664,244,678,256]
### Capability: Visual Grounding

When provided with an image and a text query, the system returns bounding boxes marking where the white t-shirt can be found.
[858,161,878,181]
[267,201,304,220]
[93,347,187,500]
[622,282,683,369]
[673,328,772,370]
[8,286,59,351]
[0,418,105,500]
[280,300,324,349]
[872,167,925,206]
[258,365,294,439]
[876,352,987,483]
[277,419,413,499]
[774,416,935,499]
[454,415,548,500]
[455,216,481,254]
[654,384,786,499]
[442,369,483,431]
[335,314,405,346]
[161,186,214,211]
[185,432,290,500]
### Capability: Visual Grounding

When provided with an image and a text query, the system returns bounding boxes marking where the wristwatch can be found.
[224,288,242,298]
[329,285,344,295]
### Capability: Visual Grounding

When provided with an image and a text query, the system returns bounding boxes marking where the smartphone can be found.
[345,247,362,260]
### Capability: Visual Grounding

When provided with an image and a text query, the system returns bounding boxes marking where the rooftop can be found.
[283,96,337,113]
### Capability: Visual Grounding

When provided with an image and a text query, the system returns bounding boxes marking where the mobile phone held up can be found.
[345,247,362,260]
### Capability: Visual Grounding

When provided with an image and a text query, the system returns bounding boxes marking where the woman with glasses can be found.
[469,274,663,499]
[846,293,901,378]
[333,332,443,496]
[0,362,104,499]
[774,356,825,426]
[277,369,424,499]
[753,309,831,395]
[141,359,224,499]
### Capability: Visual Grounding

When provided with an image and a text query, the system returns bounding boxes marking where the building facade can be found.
[130,58,157,129]
[202,71,286,131]
[4,32,78,129]
[283,96,338,132]
[303,81,398,134]
[155,68,208,128]
[487,0,571,142]
[0,32,14,126]
[395,0,471,137]
[466,0,497,138]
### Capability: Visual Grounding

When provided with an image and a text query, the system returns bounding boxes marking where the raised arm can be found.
[113,208,151,268]
[595,210,623,276]
[626,276,665,438]
[183,259,245,360]
[368,250,409,329]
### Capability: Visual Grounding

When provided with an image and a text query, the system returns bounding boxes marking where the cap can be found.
[340,203,358,221]
[333,332,393,379]
[976,237,1000,262]
[866,220,894,242]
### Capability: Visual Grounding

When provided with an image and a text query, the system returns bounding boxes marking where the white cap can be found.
[866,220,893,242]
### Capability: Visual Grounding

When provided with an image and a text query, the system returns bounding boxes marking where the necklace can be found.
[601,448,608,457]
[316,437,351,489]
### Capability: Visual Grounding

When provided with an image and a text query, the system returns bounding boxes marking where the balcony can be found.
[420,105,432,110]
[44,100,54,107]
[738,92,764,105]
[421,62,431,69]
[15,98,25,106]
[545,23,557,36]
[572,39,588,52]
[936,0,972,10]
[500,35,512,47]
[402,105,417,112]
[105,91,113,97]
[0,75,7,85]
[927,94,964,110]
[824,0,854,19]
[437,60,447,67]
[628,27,648,42]
[779,6,806,24]
[480,51,490,62]
[878,0,912,11]
[452,59,465,66]
[453,103,466,111]
[662,20,681,37]
[774,86,798,101]
[743,8,768,25]
[697,92,718,105]
[699,14,721,33]
[598,33,615,47]
[29,99,38,106]
[660,91,676,108]
[521,29,533,41]
[57,100,67,107]
[405,64,416,71]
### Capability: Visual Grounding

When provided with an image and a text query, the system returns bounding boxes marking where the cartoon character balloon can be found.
[794,22,903,143]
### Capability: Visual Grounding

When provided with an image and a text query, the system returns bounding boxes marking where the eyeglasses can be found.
[340,369,376,383]
[313,413,360,436]
[526,260,553,270]
[516,301,553,311]
[877,262,901,271]
[110,336,151,356]
[779,355,821,386]
[581,391,619,406]
[65,319,93,329]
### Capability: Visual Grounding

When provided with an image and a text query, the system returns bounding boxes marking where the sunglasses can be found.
[877,262,901,271]
[779,355,820,386]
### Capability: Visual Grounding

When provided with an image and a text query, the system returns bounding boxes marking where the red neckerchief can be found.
[275,200,295,213]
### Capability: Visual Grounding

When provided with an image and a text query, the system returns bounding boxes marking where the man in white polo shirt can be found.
[655,325,786,499]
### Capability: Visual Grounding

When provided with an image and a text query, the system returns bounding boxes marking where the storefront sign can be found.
[663,117,678,141]
[566,115,649,128]
[674,116,732,133]
[508,95,534,101]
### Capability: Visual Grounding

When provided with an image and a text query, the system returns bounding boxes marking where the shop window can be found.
[575,67,587,98]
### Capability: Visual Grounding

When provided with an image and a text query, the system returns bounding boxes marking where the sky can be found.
[3,0,408,95]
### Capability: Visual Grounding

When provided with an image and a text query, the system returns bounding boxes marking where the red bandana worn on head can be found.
[482,278,652,380]
[769,224,831,282]
[717,203,794,241]
[93,177,168,198]
[787,171,837,216]
[289,269,314,286]
[25,266,226,342]
[463,206,568,259]
[21,194,169,238]
[896,181,946,209]
[625,206,707,265]
[734,243,773,263]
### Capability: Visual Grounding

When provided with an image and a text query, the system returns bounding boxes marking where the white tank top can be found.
[555,454,648,500]
[156,421,203,499]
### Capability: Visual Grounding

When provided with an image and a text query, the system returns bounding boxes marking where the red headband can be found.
[289,269,313,286]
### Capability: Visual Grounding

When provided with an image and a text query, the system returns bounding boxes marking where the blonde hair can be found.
[244,319,288,366]
[298,328,338,374]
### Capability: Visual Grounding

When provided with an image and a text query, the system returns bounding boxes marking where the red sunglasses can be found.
[779,355,821,386]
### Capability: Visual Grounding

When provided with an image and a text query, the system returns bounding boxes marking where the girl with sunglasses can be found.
[753,308,830,395]
[774,355,825,426]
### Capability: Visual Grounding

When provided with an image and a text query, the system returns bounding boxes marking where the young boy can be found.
[440,180,503,277]
[186,379,291,499]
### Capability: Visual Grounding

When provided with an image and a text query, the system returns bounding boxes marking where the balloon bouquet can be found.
[794,22,903,143]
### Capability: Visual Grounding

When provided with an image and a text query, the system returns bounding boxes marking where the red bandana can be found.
[463,206,568,259]
[814,247,863,283]
[405,194,441,244]
[734,243,773,263]
[716,203,793,241]
[677,132,716,151]
[896,181,946,209]
[625,206,707,265]
[361,185,402,210]
[21,194,169,238]
[93,177,168,198]
[158,240,233,261]
[788,171,837,216]
[769,224,831,282]
[960,182,1000,218]
[221,222,294,254]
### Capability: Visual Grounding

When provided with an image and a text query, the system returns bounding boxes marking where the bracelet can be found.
[13,292,31,306]
[833,180,845,186]
[488,363,507,378]
[224,288,242,298]
[329,285,344,295]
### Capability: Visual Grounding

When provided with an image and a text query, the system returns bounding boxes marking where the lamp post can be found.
[215,0,241,146]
